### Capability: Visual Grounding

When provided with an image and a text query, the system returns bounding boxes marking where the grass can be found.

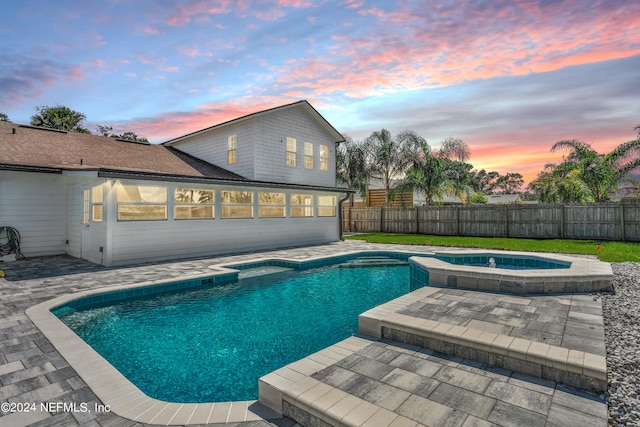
[344,233,640,263]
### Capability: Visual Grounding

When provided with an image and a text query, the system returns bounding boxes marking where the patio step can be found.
[358,287,608,394]
[259,337,608,427]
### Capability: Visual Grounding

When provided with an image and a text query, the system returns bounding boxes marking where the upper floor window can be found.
[258,192,285,218]
[221,190,253,218]
[304,142,313,169]
[317,195,337,217]
[117,185,167,221]
[228,135,237,165]
[291,194,313,217]
[320,145,329,171]
[286,137,297,167]
[175,188,214,219]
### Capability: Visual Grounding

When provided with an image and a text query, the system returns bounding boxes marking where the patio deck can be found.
[0,241,608,426]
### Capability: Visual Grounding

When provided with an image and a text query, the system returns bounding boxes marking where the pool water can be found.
[58,263,409,403]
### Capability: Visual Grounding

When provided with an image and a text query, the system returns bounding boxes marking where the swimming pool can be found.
[55,258,410,402]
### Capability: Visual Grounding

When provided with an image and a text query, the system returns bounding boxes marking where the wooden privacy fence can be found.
[342,203,640,241]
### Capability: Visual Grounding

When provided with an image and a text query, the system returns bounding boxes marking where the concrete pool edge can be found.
[411,250,613,294]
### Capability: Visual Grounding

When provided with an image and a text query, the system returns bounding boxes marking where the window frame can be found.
[286,137,297,167]
[174,188,215,220]
[221,190,254,219]
[320,145,329,171]
[258,192,286,218]
[290,193,314,217]
[91,185,104,222]
[227,135,237,165]
[317,195,337,217]
[116,184,168,221]
[304,142,313,169]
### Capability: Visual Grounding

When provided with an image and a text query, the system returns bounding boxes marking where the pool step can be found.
[338,257,408,268]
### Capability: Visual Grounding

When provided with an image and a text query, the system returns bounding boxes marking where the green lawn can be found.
[344,233,640,263]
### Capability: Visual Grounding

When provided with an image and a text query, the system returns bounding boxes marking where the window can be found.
[286,137,297,166]
[304,142,313,169]
[175,188,214,219]
[117,184,167,221]
[222,190,253,218]
[320,145,329,171]
[291,194,313,217]
[258,192,285,217]
[318,195,337,217]
[228,135,237,165]
[92,185,104,222]
[82,189,90,225]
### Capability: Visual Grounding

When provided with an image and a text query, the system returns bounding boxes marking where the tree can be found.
[0,113,9,122]
[469,169,500,193]
[494,172,524,194]
[395,137,471,205]
[31,105,89,133]
[96,124,149,142]
[336,138,370,206]
[548,136,640,202]
[365,129,422,206]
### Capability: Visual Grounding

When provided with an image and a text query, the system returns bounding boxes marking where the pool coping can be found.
[24,249,423,425]
[25,248,609,425]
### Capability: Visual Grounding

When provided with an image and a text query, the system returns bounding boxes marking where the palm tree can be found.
[550,135,640,202]
[395,137,471,205]
[31,105,89,133]
[336,138,370,206]
[365,129,420,206]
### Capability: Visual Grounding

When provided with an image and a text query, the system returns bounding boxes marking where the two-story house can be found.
[0,100,350,266]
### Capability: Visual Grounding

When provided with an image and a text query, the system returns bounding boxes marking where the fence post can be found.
[380,207,384,233]
[621,202,626,241]
[415,206,419,234]
[504,205,509,238]
[560,205,565,238]
[456,206,460,236]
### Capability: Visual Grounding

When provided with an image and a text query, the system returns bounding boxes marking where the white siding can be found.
[108,180,340,266]
[170,120,256,179]
[253,107,336,187]
[0,171,67,257]
[168,105,337,187]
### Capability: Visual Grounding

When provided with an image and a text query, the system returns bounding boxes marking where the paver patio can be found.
[0,241,608,426]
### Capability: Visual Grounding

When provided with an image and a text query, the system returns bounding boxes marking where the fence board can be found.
[342,202,640,242]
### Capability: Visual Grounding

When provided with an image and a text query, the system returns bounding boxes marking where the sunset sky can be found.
[2,0,639,184]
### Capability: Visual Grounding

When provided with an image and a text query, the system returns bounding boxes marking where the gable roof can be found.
[162,100,345,146]
[0,121,246,181]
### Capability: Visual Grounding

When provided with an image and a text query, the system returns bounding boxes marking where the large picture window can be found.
[117,185,167,221]
[304,142,313,169]
[175,188,214,219]
[291,194,313,217]
[258,192,285,218]
[222,190,253,218]
[320,145,329,171]
[286,137,297,167]
[317,195,337,217]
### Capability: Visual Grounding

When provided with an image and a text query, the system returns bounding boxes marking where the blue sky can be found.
[2,0,639,182]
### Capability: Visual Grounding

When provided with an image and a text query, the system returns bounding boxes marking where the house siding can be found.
[253,107,336,187]
[169,120,256,179]
[0,171,67,257]
[107,179,340,266]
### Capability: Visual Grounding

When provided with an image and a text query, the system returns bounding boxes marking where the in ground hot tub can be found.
[411,251,613,294]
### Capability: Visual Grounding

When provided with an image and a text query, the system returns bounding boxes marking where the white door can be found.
[81,186,91,260]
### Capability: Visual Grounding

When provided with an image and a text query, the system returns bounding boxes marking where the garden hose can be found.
[0,226,25,259]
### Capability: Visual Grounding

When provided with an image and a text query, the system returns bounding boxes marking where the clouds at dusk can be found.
[1,0,639,183]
